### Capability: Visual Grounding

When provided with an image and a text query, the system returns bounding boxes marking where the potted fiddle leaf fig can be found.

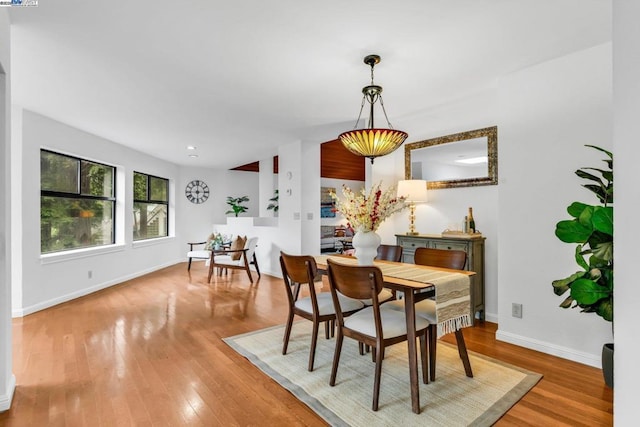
[552,145,613,387]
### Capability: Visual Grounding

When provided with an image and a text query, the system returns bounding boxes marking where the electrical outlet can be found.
[512,303,522,318]
[88,270,93,279]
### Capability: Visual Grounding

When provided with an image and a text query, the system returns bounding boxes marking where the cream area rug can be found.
[224,322,542,427]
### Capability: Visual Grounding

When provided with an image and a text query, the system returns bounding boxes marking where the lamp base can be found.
[406,231,420,236]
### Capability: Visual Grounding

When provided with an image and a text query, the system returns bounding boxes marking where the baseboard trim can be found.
[12,259,182,318]
[0,374,16,412]
[496,328,601,368]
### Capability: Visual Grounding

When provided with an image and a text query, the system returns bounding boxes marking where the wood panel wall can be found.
[231,139,364,182]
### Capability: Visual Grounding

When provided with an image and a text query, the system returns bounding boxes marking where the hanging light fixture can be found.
[339,54,408,164]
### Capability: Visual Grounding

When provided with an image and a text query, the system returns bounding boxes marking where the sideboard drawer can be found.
[398,237,429,250]
[432,240,468,252]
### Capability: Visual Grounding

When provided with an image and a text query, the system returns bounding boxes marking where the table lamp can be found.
[397,180,428,235]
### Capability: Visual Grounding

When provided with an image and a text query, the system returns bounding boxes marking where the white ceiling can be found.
[8,0,610,169]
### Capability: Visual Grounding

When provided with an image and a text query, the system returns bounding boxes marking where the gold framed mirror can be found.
[404,126,498,189]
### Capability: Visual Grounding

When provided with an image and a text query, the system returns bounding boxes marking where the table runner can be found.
[316,255,472,338]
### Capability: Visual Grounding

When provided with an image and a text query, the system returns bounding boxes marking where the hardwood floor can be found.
[0,263,612,426]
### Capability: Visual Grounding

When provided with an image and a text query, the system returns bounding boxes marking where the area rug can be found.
[224,322,542,427]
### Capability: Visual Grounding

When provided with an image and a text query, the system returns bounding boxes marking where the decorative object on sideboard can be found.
[185,179,210,204]
[396,180,428,235]
[338,54,408,164]
[551,145,613,387]
[405,126,497,189]
[466,207,476,233]
[225,195,250,217]
[331,182,406,265]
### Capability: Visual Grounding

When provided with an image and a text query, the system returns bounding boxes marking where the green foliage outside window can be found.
[133,172,169,240]
[40,150,115,253]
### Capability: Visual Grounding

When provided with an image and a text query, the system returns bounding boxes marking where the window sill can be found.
[132,236,174,249]
[40,244,126,265]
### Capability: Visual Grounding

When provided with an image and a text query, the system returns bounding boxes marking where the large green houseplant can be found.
[551,145,613,386]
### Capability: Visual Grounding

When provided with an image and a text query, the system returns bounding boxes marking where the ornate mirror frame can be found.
[404,126,498,189]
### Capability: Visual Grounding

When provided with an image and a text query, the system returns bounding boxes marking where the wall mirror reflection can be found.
[404,126,498,189]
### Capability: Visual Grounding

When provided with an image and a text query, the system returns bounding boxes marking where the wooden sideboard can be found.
[395,233,486,321]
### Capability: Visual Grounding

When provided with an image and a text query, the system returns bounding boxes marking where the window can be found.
[41,150,116,253]
[133,172,169,240]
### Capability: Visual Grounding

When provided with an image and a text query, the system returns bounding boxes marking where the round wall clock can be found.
[185,180,210,204]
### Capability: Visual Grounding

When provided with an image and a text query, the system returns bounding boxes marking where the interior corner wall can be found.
[496,43,613,367]
[16,110,183,315]
[300,141,320,255]
[613,1,640,423]
[276,141,303,255]
[380,89,500,322]
[0,7,14,412]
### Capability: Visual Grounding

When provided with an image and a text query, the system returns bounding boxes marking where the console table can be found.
[395,233,486,321]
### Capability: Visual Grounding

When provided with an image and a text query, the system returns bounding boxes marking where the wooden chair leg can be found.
[372,344,384,411]
[252,253,261,278]
[282,312,295,354]
[329,332,344,386]
[455,329,473,377]
[324,320,330,339]
[243,256,254,283]
[207,260,215,283]
[309,321,320,371]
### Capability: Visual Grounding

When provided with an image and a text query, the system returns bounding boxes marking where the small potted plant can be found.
[551,145,613,387]
[267,190,279,214]
[225,196,250,217]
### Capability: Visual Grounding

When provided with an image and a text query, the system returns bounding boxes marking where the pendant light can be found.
[339,54,408,163]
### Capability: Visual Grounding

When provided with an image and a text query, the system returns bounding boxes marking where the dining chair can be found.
[375,244,403,262]
[280,252,365,372]
[326,258,431,411]
[387,247,471,381]
[350,244,402,307]
[413,247,467,270]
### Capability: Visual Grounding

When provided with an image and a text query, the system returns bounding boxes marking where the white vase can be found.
[352,231,381,266]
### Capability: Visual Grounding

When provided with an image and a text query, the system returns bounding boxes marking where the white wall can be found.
[178,166,259,247]
[613,1,640,423]
[0,7,15,412]
[373,89,500,321]
[14,110,183,315]
[496,43,613,367]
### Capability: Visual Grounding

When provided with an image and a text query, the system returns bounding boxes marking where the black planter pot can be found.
[602,343,614,388]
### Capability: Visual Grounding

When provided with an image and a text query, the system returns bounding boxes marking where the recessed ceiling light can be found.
[455,156,487,165]
[188,154,199,158]
[187,145,197,150]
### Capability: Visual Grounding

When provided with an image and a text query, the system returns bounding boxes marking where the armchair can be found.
[186,241,210,271]
[207,236,261,283]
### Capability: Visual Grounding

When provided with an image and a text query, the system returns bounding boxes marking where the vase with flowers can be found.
[331,182,406,265]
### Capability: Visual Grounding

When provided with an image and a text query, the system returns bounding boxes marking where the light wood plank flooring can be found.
[0,263,613,426]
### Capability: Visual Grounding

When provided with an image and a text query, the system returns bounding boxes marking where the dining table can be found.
[314,254,476,414]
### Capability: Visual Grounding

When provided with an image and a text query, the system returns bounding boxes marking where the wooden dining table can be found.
[314,255,476,414]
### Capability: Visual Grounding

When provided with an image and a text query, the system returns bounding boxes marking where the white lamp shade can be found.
[397,180,428,203]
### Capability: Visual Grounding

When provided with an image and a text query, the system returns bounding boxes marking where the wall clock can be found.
[185,180,210,204]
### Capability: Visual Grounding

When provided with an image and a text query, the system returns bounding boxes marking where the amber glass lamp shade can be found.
[339,128,409,163]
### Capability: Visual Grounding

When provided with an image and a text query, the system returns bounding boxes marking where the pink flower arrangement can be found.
[331,182,407,232]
